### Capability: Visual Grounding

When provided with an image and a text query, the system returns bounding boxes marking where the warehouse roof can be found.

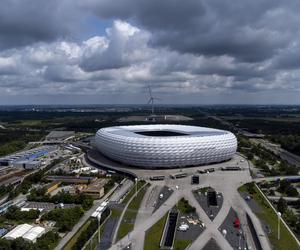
[4,224,33,240]
[22,226,45,242]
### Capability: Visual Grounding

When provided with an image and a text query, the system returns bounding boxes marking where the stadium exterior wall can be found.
[95,125,237,169]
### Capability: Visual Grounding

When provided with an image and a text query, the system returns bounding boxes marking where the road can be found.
[54,184,118,250]
[111,182,148,244]
[254,175,300,182]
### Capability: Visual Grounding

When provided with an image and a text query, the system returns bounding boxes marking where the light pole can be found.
[277,212,281,240]
[97,213,102,244]
[175,185,179,208]
[238,229,242,250]
[135,178,138,197]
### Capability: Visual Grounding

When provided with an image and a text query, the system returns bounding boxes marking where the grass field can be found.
[173,239,192,250]
[239,183,300,250]
[117,184,148,240]
[63,219,92,250]
[144,213,168,250]
[121,180,145,205]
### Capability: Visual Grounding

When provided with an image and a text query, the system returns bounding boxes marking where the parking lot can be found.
[219,207,248,249]
[193,188,223,220]
[175,212,205,242]
[24,201,77,211]
[153,186,173,213]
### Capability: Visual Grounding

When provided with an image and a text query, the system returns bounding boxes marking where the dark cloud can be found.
[87,0,295,63]
[0,0,300,104]
[0,0,79,49]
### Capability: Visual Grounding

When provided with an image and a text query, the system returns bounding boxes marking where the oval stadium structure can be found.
[95,124,237,169]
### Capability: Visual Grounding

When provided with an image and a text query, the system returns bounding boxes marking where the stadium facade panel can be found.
[95,124,237,168]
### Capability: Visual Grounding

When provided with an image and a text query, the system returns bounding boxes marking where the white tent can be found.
[22,226,45,243]
[4,224,33,240]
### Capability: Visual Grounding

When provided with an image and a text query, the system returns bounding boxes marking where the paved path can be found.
[254,175,300,182]
[54,184,118,250]
[109,168,271,250]
[112,182,148,244]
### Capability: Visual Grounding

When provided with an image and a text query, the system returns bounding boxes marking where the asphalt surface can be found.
[193,189,223,221]
[110,179,133,203]
[97,217,118,250]
[153,186,173,213]
[202,238,221,250]
[175,212,205,241]
[219,207,247,250]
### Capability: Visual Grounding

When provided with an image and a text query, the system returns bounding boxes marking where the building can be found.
[4,224,33,240]
[80,178,108,199]
[4,224,45,243]
[0,146,56,168]
[22,226,45,243]
[45,181,61,195]
[13,160,41,169]
[45,175,96,184]
[95,124,237,169]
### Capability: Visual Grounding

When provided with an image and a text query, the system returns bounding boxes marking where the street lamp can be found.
[135,178,138,197]
[97,213,102,244]
[175,185,179,208]
[277,212,281,240]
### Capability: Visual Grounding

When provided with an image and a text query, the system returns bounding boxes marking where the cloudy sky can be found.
[1,0,300,104]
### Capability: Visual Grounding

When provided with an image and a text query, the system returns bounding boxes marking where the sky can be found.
[1,0,300,105]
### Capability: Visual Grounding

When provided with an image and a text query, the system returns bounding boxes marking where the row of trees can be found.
[277,197,300,236]
[4,206,40,221]
[278,179,299,197]
[268,134,300,156]
[238,135,299,176]
[71,208,110,250]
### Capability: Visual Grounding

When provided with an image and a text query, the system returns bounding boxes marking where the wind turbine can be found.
[147,85,160,115]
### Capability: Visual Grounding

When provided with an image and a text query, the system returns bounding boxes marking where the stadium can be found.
[94,124,237,169]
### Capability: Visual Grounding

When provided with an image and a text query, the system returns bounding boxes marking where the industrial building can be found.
[4,224,45,243]
[95,124,237,168]
[0,146,57,168]
[45,175,96,184]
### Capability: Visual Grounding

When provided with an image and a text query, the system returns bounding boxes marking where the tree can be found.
[277,197,288,214]
[286,186,298,197]
[278,179,290,193]
[0,238,11,250]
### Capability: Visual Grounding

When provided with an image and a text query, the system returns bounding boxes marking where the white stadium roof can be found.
[95,124,237,168]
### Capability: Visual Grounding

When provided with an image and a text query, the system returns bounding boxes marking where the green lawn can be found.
[117,184,148,240]
[63,219,92,250]
[111,208,122,218]
[173,239,192,250]
[240,183,300,250]
[144,213,168,250]
[121,180,146,205]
